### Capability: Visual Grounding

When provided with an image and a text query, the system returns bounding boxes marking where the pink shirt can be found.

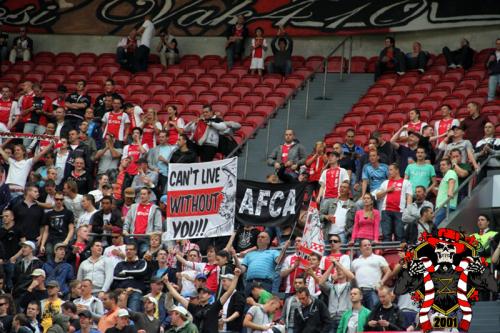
[351,209,380,241]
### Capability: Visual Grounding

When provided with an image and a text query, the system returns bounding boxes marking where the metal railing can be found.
[436,152,500,223]
[227,36,354,178]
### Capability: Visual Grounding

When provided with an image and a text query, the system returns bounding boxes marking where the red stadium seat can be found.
[366,56,379,73]
[351,103,373,115]
[176,73,196,86]
[45,72,66,84]
[367,85,389,97]
[457,78,479,90]
[34,63,54,75]
[373,102,395,113]
[442,69,464,82]
[166,65,184,78]
[180,55,200,67]
[229,66,248,78]
[55,53,76,65]
[380,121,402,133]
[112,72,131,86]
[435,80,457,92]
[197,73,217,88]
[211,101,230,116]
[428,88,450,101]
[151,92,173,105]
[419,98,441,111]
[291,56,306,68]
[262,74,283,89]
[132,73,153,85]
[441,96,463,109]
[207,66,227,78]
[34,52,55,63]
[386,112,407,123]
[244,114,267,128]
[130,92,151,104]
[253,83,273,97]
[406,89,428,102]
[391,84,412,96]
[143,100,163,111]
[168,82,189,95]
[342,114,363,126]
[359,94,381,106]
[275,83,295,99]
[186,66,206,78]
[75,53,97,66]
[382,92,404,104]
[232,83,252,98]
[201,55,222,69]
[397,100,418,112]
[350,56,367,73]
[397,75,419,86]
[96,55,116,68]
[125,83,144,95]
[232,102,253,117]
[42,81,59,91]
[451,88,473,99]
[240,75,261,87]
[327,56,345,73]
[254,102,276,117]
[305,56,325,72]
[146,82,167,96]
[154,73,175,87]
[56,64,75,75]
[284,74,304,89]
[265,92,286,109]
[420,73,441,84]
[198,91,218,105]
[67,71,88,82]
[464,69,486,81]
[101,64,120,76]
[211,82,231,97]
[167,100,185,114]
[465,94,487,106]
[24,71,45,83]
[147,64,164,78]
[175,90,196,105]
[186,102,204,116]
[364,113,385,124]
[413,81,434,94]
[242,92,264,108]
[190,82,209,98]
[80,65,98,77]
[220,92,240,107]
[357,122,378,135]
[219,74,239,88]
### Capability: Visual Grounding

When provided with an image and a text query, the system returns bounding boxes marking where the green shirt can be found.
[436,169,458,209]
[405,163,436,192]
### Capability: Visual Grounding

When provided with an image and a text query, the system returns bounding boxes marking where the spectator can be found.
[166,306,197,333]
[434,105,460,145]
[157,29,179,67]
[442,125,479,172]
[475,122,500,167]
[304,141,328,192]
[249,27,267,76]
[11,184,45,242]
[124,103,144,130]
[374,36,406,80]
[317,152,350,204]
[449,148,472,199]
[342,129,364,166]
[102,98,131,145]
[461,102,489,146]
[293,287,331,333]
[351,194,380,244]
[65,128,93,178]
[135,15,155,72]
[53,107,71,140]
[281,275,305,333]
[8,27,33,63]
[184,105,227,162]
[94,80,124,118]
[268,26,293,76]
[122,127,149,176]
[376,164,413,241]
[0,209,23,291]
[139,108,162,148]
[73,279,105,319]
[117,29,138,72]
[77,240,115,294]
[165,268,241,333]
[402,185,434,225]
[402,206,437,246]
[90,195,123,237]
[225,15,248,70]
[112,243,148,312]
[18,268,47,311]
[131,158,158,200]
[67,225,91,272]
[123,187,162,254]
[403,109,428,137]
[25,301,42,333]
[170,134,197,164]
[405,42,428,73]
[404,147,436,193]
[351,239,391,310]
[104,308,135,333]
[125,295,160,333]
[0,294,14,333]
[63,180,84,220]
[319,182,355,244]
[62,303,80,333]
[65,80,91,130]
[41,243,74,297]
[147,130,176,195]
[471,214,497,264]
[88,176,109,207]
[333,143,356,180]
[218,273,245,333]
[247,282,272,307]
[52,85,67,112]
[361,150,389,199]
[22,83,51,147]
[98,291,120,333]
[112,158,133,201]
[279,237,304,297]
[75,310,100,333]
[102,226,126,269]
[79,120,98,157]
[175,245,219,294]
[243,296,281,333]
[241,232,280,295]
[96,134,123,177]
[65,156,93,194]
[434,158,458,226]
[320,233,351,276]
[318,257,355,332]
[0,27,8,62]
[268,129,307,177]
[0,86,20,132]
[40,280,64,332]
[164,105,185,145]
[442,38,474,70]
[390,128,420,177]
[337,288,371,333]
[486,38,500,101]
[364,286,405,331]
[303,252,322,296]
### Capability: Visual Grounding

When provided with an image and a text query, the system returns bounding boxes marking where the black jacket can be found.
[294,298,331,333]
[112,259,149,293]
[13,257,43,299]
[225,291,245,332]
[64,142,93,178]
[487,51,500,75]
[364,303,405,331]
[403,221,437,245]
[90,209,123,235]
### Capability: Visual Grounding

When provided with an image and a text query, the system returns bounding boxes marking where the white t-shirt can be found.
[351,254,388,289]
[103,244,127,268]
[64,194,84,219]
[329,199,349,234]
[6,157,33,188]
[55,151,69,185]
[377,178,413,212]
[180,269,197,297]
[347,309,359,333]
[140,20,155,48]
[77,209,97,229]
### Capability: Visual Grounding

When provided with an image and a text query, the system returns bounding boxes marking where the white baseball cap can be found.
[171,305,189,317]
[117,309,130,317]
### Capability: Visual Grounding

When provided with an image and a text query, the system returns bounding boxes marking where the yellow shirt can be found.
[41,298,63,333]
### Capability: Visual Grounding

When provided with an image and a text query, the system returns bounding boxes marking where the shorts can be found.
[250,57,264,70]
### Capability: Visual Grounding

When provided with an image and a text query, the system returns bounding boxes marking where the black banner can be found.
[236,180,306,227]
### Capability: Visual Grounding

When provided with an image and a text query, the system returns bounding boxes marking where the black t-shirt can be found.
[12,201,44,241]
[42,208,75,242]
[105,325,138,333]
[339,156,356,173]
[233,228,259,252]
[0,225,24,259]
[65,92,91,119]
[0,314,13,333]
[30,96,50,123]
[188,300,222,333]
[396,145,417,177]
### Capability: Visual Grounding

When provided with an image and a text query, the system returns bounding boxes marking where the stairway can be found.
[237,73,373,180]
[468,300,500,333]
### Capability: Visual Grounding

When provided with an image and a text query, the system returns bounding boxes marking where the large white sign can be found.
[165,157,237,240]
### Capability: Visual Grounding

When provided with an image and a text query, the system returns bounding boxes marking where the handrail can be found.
[436,151,500,221]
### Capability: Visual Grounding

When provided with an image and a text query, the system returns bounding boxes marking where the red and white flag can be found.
[298,201,324,265]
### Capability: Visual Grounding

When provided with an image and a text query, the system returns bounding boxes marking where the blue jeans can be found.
[488,74,500,101]
[381,211,404,241]
[23,123,46,147]
[2,262,15,291]
[127,291,143,312]
[268,61,292,76]
[434,207,456,227]
[226,40,244,70]
[361,288,379,310]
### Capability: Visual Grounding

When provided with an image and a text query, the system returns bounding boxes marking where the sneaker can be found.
[397,71,406,76]
[448,64,457,69]
[418,68,425,73]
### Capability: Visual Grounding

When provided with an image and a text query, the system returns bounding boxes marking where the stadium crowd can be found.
[0,19,497,333]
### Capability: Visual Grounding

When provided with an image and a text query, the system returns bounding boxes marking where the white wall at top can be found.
[30,25,499,58]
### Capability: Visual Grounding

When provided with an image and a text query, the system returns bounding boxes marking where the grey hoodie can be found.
[123,202,163,235]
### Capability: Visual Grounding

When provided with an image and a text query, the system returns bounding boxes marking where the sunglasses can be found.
[330,240,340,243]
[0,303,6,306]
[55,198,64,201]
